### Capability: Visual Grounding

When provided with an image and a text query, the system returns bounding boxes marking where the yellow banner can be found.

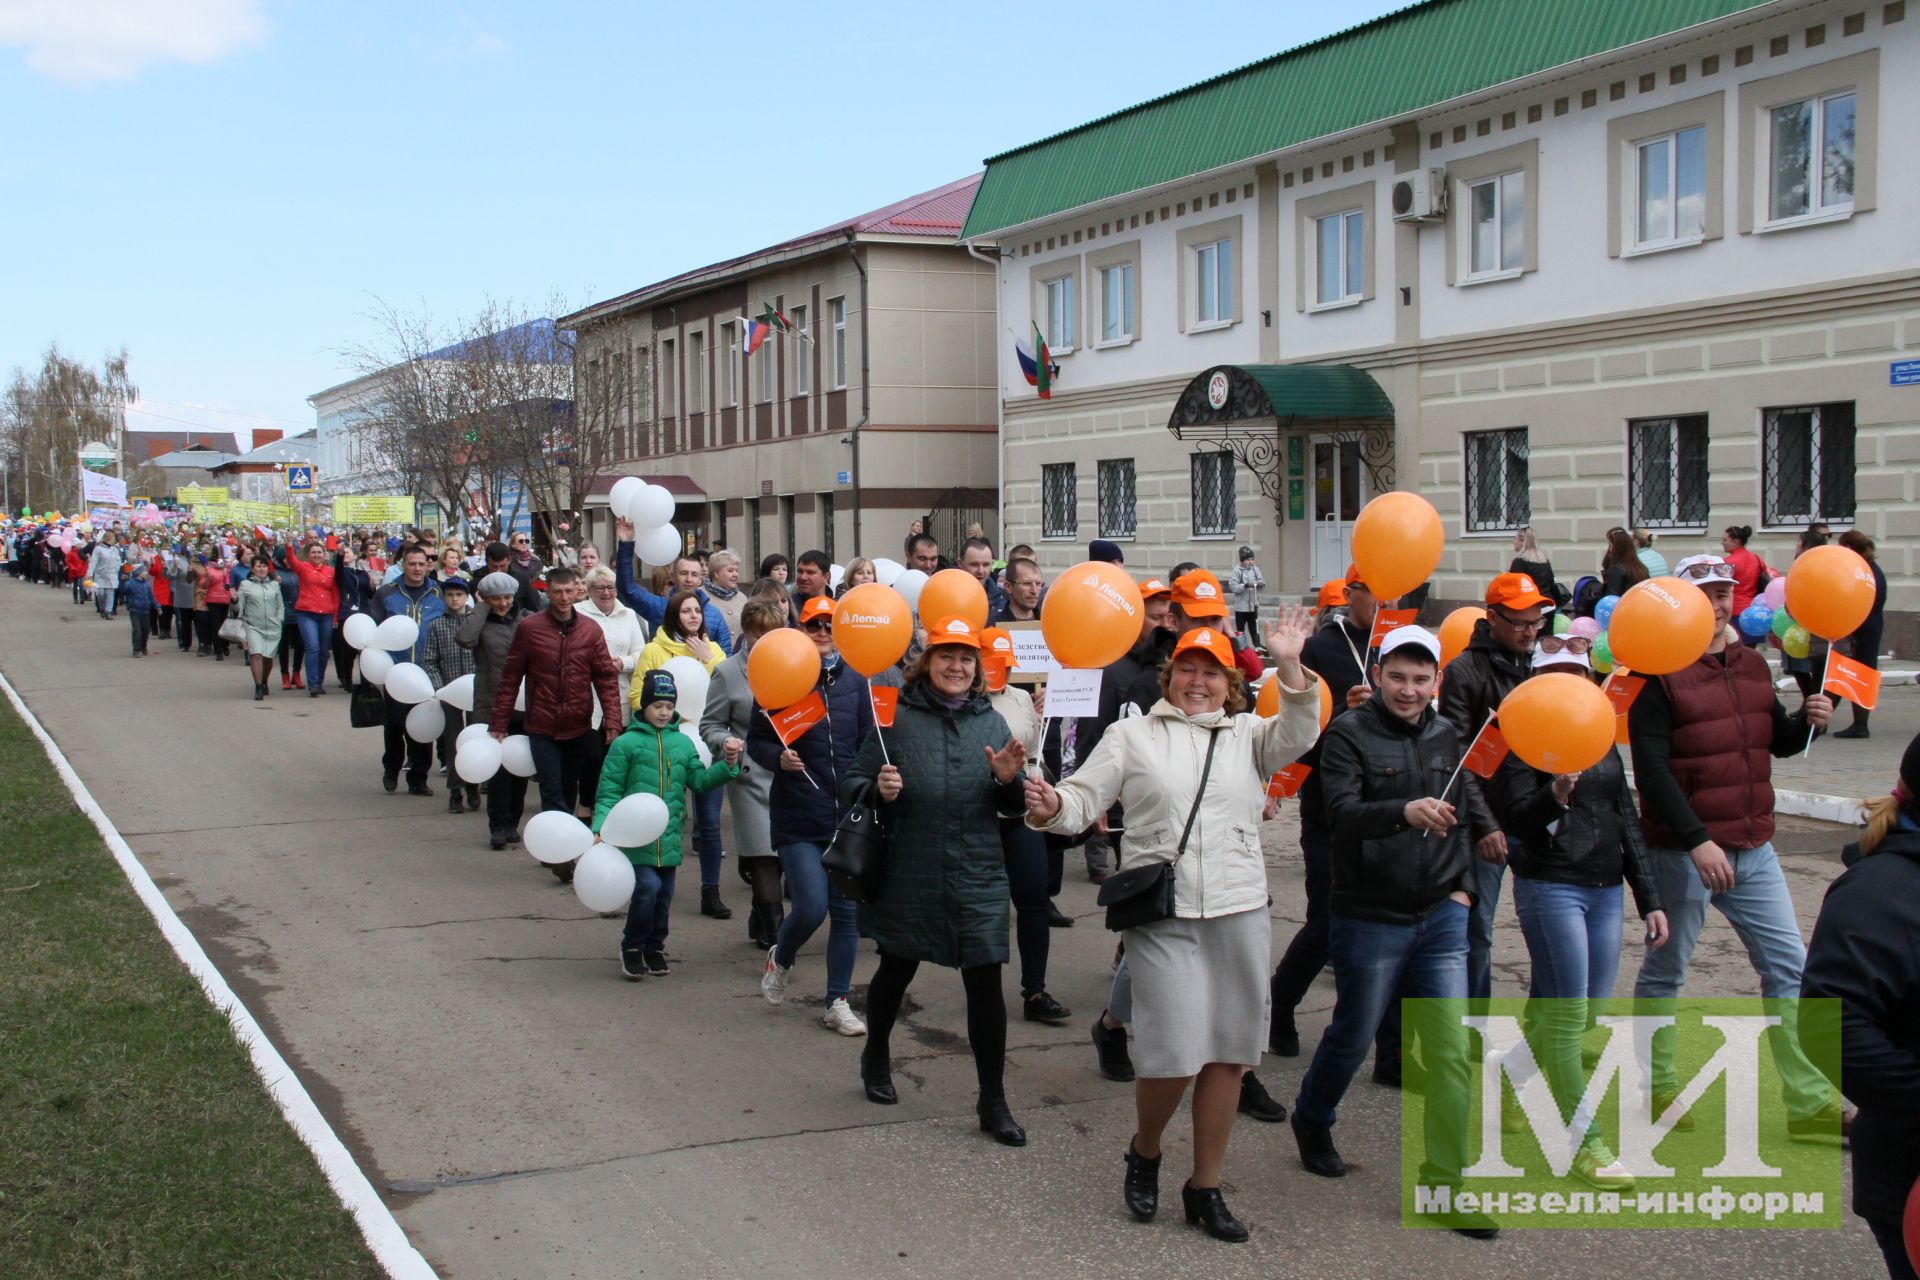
[227,500,298,527]
[178,485,227,507]
[187,500,230,523]
[332,496,416,525]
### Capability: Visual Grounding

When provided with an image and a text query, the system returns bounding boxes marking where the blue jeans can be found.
[773,841,858,1001]
[295,611,333,689]
[1631,842,1831,1116]
[1467,855,1506,1001]
[1295,902,1471,1178]
[623,864,676,952]
[1512,877,1622,1144]
[693,786,725,889]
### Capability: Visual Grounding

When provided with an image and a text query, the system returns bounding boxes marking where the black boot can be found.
[861,1047,897,1105]
[1123,1139,1161,1221]
[1291,1113,1346,1177]
[253,683,265,701]
[1833,707,1871,739]
[700,885,732,920]
[975,1094,1026,1147]
[1269,1010,1301,1057]
[1181,1182,1249,1243]
[1092,1015,1135,1082]
[465,784,481,810]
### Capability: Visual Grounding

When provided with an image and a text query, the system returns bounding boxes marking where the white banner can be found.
[81,470,127,506]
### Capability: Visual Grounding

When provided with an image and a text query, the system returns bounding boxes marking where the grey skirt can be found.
[1126,906,1271,1079]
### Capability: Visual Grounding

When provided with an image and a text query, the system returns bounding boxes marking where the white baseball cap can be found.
[1378,624,1441,663]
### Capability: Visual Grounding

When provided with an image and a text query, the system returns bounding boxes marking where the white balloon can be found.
[829,563,845,589]
[404,699,446,743]
[384,662,434,705]
[524,810,594,864]
[500,734,538,777]
[661,656,710,720]
[455,736,502,783]
[635,522,682,566]
[573,843,636,912]
[341,612,378,650]
[599,792,669,846]
[608,476,644,519]
[627,482,676,530]
[373,614,418,652]
[872,557,905,587]
[457,721,493,750]
[357,648,394,687]
[435,672,476,711]
[893,569,929,610]
[680,721,713,767]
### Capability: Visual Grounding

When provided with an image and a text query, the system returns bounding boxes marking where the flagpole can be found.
[1802,648,1832,758]
[1426,710,1494,840]
[761,709,822,790]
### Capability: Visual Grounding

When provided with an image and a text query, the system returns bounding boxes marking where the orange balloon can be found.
[1350,492,1443,600]
[1257,674,1333,731]
[1041,561,1144,669]
[917,569,989,630]
[1606,577,1716,675]
[833,584,913,676]
[1499,674,1617,774]
[746,627,822,710]
[1439,606,1485,668]
[1785,544,1877,640]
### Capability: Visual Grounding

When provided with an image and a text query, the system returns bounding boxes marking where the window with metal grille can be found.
[1763,402,1854,527]
[1041,462,1077,539]
[1463,428,1531,531]
[1097,458,1136,539]
[1191,452,1236,536]
[1629,415,1709,529]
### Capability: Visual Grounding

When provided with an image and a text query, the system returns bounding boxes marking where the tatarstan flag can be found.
[762,303,793,334]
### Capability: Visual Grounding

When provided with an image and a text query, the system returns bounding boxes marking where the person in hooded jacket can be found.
[1801,731,1920,1280]
[167,546,199,650]
[459,572,529,849]
[634,588,733,918]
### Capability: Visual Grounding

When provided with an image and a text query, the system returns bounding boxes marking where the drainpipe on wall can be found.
[965,240,1007,548]
[845,233,870,551]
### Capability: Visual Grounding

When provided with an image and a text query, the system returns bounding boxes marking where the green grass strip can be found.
[0,693,385,1279]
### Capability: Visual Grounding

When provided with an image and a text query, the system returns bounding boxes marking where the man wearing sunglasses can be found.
[1439,571,1552,1005]
[1627,553,1847,1137]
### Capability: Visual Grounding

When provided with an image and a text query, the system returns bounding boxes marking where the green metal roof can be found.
[962,0,1771,239]
[1170,364,1396,433]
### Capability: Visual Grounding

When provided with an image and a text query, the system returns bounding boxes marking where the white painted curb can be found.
[0,670,437,1280]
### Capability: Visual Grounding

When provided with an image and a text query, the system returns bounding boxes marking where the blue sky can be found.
[0,0,1406,449]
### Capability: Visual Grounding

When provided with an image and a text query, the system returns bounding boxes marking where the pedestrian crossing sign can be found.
[287,464,315,492]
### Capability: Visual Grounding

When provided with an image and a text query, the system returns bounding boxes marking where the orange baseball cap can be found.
[799,595,836,624]
[978,626,1016,661]
[1171,569,1230,618]
[1313,579,1349,612]
[1171,625,1236,668]
[1344,563,1365,586]
[1139,577,1172,600]
[1486,571,1554,611]
[924,615,982,649]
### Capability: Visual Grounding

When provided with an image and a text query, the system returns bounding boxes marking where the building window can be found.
[1763,402,1855,527]
[781,495,796,558]
[1099,264,1133,343]
[1463,428,1530,531]
[721,322,738,406]
[1768,91,1855,224]
[687,332,705,414]
[1194,239,1233,326]
[1041,462,1076,539]
[1628,415,1709,529]
[756,328,774,403]
[1097,458,1136,538]
[660,338,676,417]
[1044,274,1076,352]
[1467,172,1525,277]
[792,304,809,395]
[1191,452,1236,537]
[818,491,834,561]
[1314,210,1365,306]
[1636,127,1708,249]
[828,297,847,389]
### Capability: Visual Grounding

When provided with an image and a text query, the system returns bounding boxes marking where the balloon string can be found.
[1340,624,1372,691]
[1425,710,1494,840]
[761,709,822,790]
[1802,648,1831,759]
[869,687,891,766]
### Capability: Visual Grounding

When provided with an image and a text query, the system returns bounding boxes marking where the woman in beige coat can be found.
[1025,608,1320,1243]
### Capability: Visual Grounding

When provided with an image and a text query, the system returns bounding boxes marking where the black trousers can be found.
[175,605,197,650]
[129,610,150,654]
[865,954,1007,1100]
[1271,824,1400,1060]
[331,624,357,690]
[382,692,432,785]
[529,733,593,814]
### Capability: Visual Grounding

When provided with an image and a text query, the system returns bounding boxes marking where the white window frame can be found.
[1098,262,1134,345]
[1465,170,1526,282]
[721,322,738,406]
[791,304,809,395]
[1763,90,1856,230]
[687,331,706,414]
[1312,209,1365,309]
[828,297,847,389]
[1737,50,1878,237]
[1633,126,1709,253]
[1192,239,1233,329]
[756,322,774,403]
[660,338,676,417]
[1044,274,1077,354]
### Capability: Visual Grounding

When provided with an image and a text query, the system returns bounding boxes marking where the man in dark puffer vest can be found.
[1629,553,1847,1138]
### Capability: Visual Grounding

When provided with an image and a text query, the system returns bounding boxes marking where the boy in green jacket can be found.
[593,670,742,979]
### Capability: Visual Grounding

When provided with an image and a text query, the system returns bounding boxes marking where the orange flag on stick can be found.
[870,685,900,728]
[1268,764,1312,799]
[1369,608,1419,650]
[1603,673,1647,716]
[769,692,827,744]
[1824,652,1883,710]
[1463,724,1512,779]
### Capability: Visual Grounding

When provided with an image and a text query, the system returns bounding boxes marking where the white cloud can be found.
[0,0,266,86]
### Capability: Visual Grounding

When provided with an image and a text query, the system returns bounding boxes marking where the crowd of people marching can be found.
[4,507,1915,1274]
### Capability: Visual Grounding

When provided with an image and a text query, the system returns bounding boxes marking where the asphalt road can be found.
[0,583,1887,1279]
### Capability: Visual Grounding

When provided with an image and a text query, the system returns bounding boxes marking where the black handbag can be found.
[1097,727,1222,931]
[349,678,386,729]
[822,782,888,902]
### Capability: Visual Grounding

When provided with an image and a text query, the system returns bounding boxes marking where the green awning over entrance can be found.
[1169,363,1394,429]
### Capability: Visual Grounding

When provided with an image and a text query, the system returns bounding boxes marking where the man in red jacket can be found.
[491,566,624,833]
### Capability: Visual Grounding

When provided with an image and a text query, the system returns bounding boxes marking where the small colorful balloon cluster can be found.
[1735,577,1810,658]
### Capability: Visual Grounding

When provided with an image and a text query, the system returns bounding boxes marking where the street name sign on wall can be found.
[1892,359,1920,386]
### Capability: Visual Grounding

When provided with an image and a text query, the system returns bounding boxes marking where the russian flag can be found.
[1015,336,1059,398]
[742,315,769,356]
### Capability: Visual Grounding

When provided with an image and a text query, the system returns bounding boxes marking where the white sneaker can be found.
[823,997,867,1037]
[761,945,791,1005]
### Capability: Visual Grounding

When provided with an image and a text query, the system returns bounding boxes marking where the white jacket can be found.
[988,685,1041,759]
[578,598,648,728]
[1030,680,1320,919]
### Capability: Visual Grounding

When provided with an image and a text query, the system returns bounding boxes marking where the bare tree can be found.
[0,345,138,513]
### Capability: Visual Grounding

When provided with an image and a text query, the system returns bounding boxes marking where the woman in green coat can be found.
[591,669,742,979]
[841,615,1031,1145]
[233,554,285,701]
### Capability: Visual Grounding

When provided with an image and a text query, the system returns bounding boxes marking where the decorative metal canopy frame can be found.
[1168,364,1397,522]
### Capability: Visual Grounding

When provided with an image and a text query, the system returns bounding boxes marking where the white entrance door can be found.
[1309,438,1371,585]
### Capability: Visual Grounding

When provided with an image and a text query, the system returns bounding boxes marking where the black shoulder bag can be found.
[349,677,387,730]
[822,781,888,903]
[1096,727,1221,931]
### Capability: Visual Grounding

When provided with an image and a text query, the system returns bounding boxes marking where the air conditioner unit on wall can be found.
[1391,169,1447,223]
